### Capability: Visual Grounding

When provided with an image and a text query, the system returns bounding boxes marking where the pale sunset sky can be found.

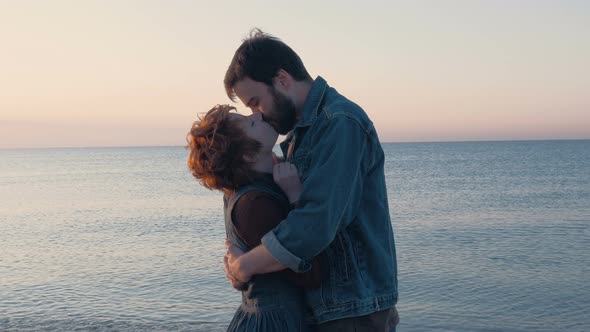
[1,0,588,149]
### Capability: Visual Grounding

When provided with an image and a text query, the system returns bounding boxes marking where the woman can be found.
[186,104,319,332]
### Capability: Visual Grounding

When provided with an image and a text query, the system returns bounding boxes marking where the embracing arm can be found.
[227,244,286,282]
[227,191,320,287]
[228,192,289,282]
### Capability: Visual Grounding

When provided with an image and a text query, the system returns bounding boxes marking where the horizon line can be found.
[1,138,589,151]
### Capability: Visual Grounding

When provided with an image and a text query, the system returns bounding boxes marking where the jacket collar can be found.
[295,76,327,128]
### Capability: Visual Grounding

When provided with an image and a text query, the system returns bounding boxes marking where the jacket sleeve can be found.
[262,115,367,272]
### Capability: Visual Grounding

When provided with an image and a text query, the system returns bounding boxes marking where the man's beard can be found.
[264,87,297,135]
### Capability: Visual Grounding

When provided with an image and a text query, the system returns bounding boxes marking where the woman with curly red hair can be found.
[186,104,319,332]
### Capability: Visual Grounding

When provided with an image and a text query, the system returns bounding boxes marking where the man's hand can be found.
[273,162,302,204]
[223,252,247,290]
[223,240,251,290]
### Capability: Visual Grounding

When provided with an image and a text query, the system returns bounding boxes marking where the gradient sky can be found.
[1,0,588,148]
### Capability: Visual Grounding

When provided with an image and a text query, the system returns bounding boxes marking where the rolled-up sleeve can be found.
[261,114,367,272]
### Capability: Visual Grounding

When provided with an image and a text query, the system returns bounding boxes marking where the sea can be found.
[1,140,589,331]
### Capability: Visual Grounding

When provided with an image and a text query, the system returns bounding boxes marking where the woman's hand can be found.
[273,162,302,205]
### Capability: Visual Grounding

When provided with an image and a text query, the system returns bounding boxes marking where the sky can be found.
[1,0,589,148]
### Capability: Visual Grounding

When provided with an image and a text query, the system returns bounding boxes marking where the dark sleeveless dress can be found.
[224,174,313,332]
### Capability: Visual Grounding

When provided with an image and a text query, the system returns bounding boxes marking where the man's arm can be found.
[225,243,285,283]
[226,187,320,287]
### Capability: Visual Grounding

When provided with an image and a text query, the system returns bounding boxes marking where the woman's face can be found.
[229,112,278,153]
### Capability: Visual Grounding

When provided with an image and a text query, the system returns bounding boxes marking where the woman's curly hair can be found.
[186,104,262,193]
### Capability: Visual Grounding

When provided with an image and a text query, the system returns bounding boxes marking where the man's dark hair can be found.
[224,28,313,101]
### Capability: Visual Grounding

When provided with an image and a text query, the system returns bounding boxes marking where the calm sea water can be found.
[1,140,589,331]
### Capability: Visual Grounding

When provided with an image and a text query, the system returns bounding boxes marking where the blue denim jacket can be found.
[261,76,398,323]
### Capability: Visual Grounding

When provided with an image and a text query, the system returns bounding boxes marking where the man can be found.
[223,29,399,331]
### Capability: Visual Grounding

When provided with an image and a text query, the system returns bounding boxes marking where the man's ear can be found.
[273,69,292,91]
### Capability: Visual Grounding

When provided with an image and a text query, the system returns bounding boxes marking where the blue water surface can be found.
[1,140,588,331]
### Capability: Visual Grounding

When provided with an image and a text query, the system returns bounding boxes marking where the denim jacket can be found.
[261,76,398,323]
